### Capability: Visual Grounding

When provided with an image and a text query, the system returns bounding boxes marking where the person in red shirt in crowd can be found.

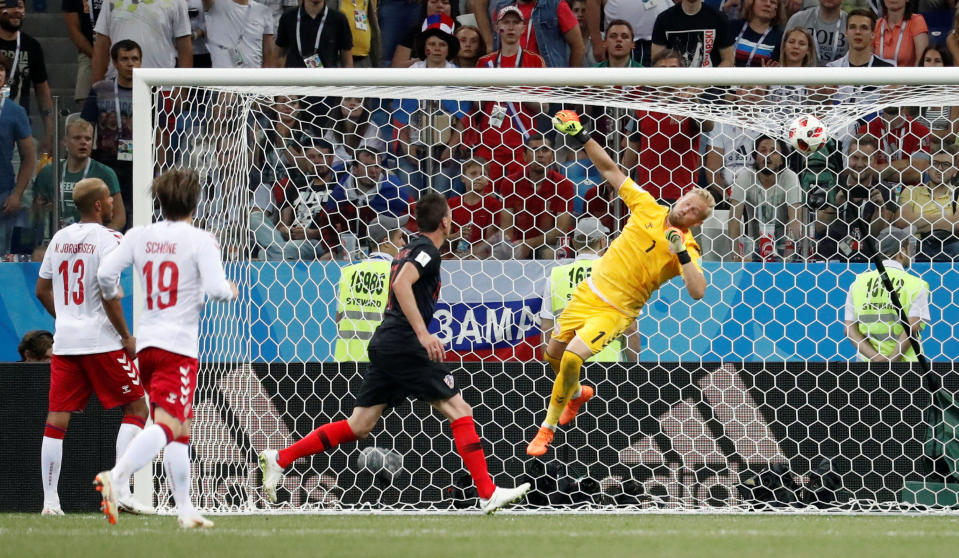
[464,6,545,182]
[857,106,930,184]
[475,0,584,67]
[500,132,575,259]
[623,49,712,204]
[446,157,511,259]
[580,181,622,235]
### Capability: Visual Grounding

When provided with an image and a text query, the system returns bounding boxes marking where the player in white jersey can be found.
[94,169,238,528]
[35,178,150,517]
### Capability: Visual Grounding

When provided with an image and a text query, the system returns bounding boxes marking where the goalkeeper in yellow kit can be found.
[527,110,715,457]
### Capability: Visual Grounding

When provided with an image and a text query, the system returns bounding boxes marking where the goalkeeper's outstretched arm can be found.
[552,110,629,191]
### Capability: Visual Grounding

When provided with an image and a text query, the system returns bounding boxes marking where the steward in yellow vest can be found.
[844,228,930,362]
[334,222,407,361]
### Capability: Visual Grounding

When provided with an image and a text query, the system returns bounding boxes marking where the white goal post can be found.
[129,67,959,513]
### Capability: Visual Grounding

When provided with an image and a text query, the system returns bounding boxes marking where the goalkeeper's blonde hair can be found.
[687,187,716,218]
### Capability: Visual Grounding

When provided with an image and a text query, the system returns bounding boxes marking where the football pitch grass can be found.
[2,513,959,558]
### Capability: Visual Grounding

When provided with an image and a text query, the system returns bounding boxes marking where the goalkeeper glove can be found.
[666,227,691,265]
[552,110,591,148]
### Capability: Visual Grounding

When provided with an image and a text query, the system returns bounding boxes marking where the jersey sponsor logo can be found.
[166,392,177,404]
[430,298,542,351]
[121,385,131,394]
[414,251,432,267]
[145,241,178,255]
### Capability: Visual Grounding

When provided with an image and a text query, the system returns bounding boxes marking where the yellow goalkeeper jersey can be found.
[588,178,702,317]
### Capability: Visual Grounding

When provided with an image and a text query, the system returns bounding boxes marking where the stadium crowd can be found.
[3,0,959,263]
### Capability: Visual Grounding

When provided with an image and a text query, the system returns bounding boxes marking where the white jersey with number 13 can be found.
[97,221,236,359]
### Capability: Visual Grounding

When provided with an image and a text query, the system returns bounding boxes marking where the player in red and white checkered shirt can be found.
[94,169,237,529]
[35,178,150,518]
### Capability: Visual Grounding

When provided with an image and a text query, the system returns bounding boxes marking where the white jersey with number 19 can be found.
[38,222,125,355]
[97,221,236,359]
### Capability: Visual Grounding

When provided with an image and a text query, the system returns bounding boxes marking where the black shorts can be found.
[354,343,459,408]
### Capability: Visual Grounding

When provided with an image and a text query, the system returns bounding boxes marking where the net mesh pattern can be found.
[140,79,959,513]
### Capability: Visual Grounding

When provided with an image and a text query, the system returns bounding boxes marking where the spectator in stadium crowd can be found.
[857,105,930,182]
[827,9,894,68]
[0,0,53,153]
[17,329,52,362]
[784,0,847,65]
[703,85,766,208]
[595,19,641,68]
[917,46,959,135]
[392,14,469,195]
[274,135,341,260]
[501,132,575,259]
[329,147,413,248]
[652,0,735,67]
[465,6,545,182]
[729,134,802,262]
[188,0,212,67]
[338,0,379,67]
[728,0,785,67]
[379,0,429,65]
[477,0,585,67]
[62,0,103,108]
[322,97,386,170]
[898,143,959,261]
[83,40,140,231]
[445,157,509,259]
[817,134,896,262]
[874,0,928,68]
[587,0,670,67]
[0,55,34,257]
[947,7,959,65]
[261,0,297,32]
[34,120,124,232]
[391,0,456,67]
[844,227,929,363]
[254,95,321,188]
[202,0,275,68]
[777,26,818,67]
[625,49,711,204]
[569,0,596,67]
[273,0,353,68]
[92,0,192,82]
[453,25,486,68]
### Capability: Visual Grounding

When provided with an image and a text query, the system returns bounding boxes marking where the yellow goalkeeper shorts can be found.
[553,283,634,355]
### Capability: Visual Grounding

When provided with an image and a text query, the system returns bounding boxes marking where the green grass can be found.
[2,513,959,558]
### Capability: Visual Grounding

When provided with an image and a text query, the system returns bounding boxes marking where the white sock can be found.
[115,423,142,463]
[573,386,583,399]
[41,437,63,507]
[112,424,169,489]
[163,441,195,516]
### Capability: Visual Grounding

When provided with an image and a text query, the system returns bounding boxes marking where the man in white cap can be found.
[540,216,637,363]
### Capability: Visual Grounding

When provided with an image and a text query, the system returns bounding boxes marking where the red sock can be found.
[122,415,147,428]
[277,420,357,468]
[44,423,66,440]
[451,416,495,499]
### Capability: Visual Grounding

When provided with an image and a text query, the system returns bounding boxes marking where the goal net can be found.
[133,67,959,513]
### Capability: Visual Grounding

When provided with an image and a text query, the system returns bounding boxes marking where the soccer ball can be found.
[787,115,828,154]
[357,446,403,476]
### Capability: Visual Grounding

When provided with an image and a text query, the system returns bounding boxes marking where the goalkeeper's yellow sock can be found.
[543,351,584,429]
[545,350,582,398]
[544,350,562,375]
